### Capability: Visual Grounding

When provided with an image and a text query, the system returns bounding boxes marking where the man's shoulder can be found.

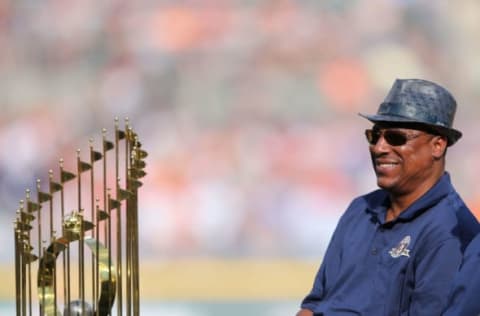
[339,189,386,220]
[436,189,478,227]
[416,189,480,251]
[350,189,386,208]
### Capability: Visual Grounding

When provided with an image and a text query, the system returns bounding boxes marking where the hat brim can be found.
[358,113,462,146]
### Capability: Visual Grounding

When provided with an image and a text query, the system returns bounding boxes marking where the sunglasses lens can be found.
[384,131,408,146]
[365,129,378,145]
[365,129,408,146]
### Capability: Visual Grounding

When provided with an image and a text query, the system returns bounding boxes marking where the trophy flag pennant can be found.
[136,149,148,159]
[16,222,33,231]
[20,242,33,252]
[82,220,95,232]
[116,129,126,140]
[20,211,35,222]
[108,198,121,211]
[134,160,146,169]
[79,160,92,172]
[38,191,52,203]
[117,188,133,200]
[130,168,146,179]
[91,150,103,162]
[103,140,114,151]
[128,178,143,190]
[61,170,76,183]
[27,201,40,213]
[49,181,63,193]
[22,252,39,264]
[97,209,109,221]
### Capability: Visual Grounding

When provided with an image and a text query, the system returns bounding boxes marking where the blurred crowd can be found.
[1,0,480,261]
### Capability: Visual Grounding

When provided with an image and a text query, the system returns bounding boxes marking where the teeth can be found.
[377,162,397,168]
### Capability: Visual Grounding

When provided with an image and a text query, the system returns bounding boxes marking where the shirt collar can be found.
[365,172,453,225]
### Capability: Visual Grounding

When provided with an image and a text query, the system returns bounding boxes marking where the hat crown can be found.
[359,78,462,145]
[379,79,457,128]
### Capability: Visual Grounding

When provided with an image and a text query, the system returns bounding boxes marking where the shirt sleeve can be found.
[408,238,462,315]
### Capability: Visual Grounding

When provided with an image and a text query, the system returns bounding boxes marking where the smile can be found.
[375,161,399,171]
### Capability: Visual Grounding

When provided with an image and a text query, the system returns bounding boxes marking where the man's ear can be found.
[432,136,448,159]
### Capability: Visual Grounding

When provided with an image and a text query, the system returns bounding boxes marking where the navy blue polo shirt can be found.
[443,233,480,316]
[301,173,480,316]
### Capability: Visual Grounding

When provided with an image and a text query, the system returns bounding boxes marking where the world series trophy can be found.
[13,118,147,316]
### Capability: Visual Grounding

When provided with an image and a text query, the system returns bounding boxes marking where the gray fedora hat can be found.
[359,78,462,146]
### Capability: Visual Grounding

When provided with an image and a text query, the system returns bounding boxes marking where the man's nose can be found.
[370,135,390,152]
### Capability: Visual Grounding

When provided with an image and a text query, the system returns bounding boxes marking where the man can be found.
[296,78,480,316]
[442,233,480,316]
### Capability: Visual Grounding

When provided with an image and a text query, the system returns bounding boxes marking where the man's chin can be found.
[376,177,394,190]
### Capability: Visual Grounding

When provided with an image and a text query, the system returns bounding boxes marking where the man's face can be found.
[366,124,441,195]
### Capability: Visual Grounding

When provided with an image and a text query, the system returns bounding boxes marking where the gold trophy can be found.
[13,118,147,316]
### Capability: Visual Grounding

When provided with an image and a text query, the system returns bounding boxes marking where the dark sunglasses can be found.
[365,129,424,146]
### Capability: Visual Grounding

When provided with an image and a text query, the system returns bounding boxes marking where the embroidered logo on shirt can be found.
[389,235,411,258]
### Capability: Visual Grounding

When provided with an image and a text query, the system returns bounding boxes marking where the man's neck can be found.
[386,172,444,222]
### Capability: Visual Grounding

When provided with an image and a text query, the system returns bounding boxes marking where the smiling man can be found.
[296,79,480,316]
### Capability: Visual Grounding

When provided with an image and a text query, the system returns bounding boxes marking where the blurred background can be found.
[1,0,480,315]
